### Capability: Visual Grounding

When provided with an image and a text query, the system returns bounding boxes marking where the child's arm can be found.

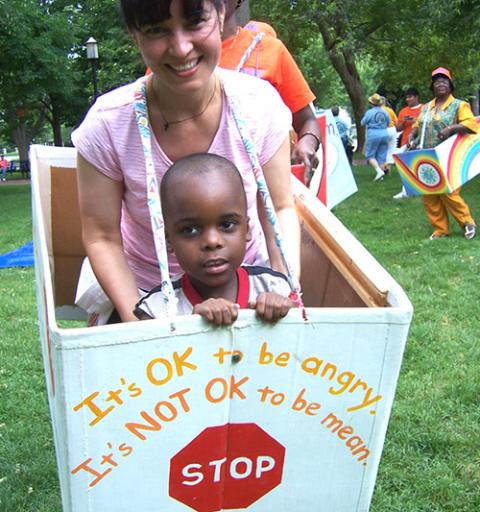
[249,292,297,323]
[193,299,240,326]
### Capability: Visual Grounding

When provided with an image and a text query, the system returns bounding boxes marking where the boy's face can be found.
[164,172,249,300]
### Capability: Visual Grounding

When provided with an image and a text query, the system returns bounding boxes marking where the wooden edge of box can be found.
[293,183,390,308]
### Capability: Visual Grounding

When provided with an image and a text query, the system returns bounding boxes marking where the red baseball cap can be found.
[431,67,452,81]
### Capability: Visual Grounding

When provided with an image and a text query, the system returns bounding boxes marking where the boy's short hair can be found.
[161,152,247,212]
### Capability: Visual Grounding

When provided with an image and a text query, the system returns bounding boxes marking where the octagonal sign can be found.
[169,423,286,512]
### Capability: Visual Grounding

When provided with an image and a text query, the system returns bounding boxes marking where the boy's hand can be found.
[193,299,239,326]
[249,292,297,323]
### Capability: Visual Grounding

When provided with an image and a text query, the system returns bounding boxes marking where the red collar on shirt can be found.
[181,267,250,308]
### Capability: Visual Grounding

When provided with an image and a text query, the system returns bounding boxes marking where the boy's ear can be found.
[246,216,252,242]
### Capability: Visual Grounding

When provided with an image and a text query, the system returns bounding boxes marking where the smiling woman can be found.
[71,0,299,324]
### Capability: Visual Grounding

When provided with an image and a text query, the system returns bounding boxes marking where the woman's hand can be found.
[438,126,454,141]
[291,106,321,185]
[407,132,418,149]
[291,136,319,186]
[193,299,239,326]
[249,292,297,323]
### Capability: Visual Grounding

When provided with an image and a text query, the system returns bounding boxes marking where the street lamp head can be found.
[86,37,98,60]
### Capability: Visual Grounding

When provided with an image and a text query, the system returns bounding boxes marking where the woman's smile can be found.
[166,57,202,76]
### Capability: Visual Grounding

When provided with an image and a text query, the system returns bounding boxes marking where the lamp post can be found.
[86,37,99,100]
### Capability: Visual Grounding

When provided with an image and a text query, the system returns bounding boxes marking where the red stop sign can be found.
[169,423,285,512]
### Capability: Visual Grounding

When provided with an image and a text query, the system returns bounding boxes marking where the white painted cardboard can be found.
[30,145,412,512]
[311,110,358,209]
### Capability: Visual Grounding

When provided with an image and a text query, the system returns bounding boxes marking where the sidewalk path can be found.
[353,158,366,166]
[0,179,30,186]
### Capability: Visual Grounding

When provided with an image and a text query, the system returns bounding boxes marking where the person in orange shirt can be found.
[409,67,477,240]
[397,88,423,147]
[220,0,321,183]
[393,88,423,199]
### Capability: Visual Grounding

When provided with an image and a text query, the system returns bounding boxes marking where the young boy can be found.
[134,153,297,326]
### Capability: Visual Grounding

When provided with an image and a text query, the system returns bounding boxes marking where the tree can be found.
[2,0,478,156]
[251,0,480,147]
[0,0,140,155]
[0,0,85,158]
[251,0,381,148]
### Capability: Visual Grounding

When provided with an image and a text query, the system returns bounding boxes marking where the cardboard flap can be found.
[51,166,85,306]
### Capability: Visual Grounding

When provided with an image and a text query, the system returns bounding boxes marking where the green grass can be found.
[1,172,479,511]
[334,166,480,512]
[4,171,29,182]
[0,185,59,511]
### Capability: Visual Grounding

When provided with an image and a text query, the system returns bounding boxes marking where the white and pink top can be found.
[72,68,291,291]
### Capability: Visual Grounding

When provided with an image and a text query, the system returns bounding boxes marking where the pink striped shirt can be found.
[72,68,291,290]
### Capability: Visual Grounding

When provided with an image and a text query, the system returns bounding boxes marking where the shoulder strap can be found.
[221,74,305,313]
[133,79,178,325]
[236,32,265,72]
[419,100,435,149]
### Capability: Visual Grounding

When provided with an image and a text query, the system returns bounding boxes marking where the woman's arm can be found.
[440,102,479,140]
[261,136,301,278]
[438,123,475,141]
[291,105,321,184]
[76,153,140,322]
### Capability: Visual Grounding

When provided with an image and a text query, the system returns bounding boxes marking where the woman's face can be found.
[133,0,224,94]
[432,76,451,98]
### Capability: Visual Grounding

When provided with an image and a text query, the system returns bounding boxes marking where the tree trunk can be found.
[51,100,63,146]
[14,120,30,162]
[313,14,367,150]
[12,105,48,164]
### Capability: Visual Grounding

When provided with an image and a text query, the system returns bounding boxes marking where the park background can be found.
[1,0,480,158]
[1,0,479,510]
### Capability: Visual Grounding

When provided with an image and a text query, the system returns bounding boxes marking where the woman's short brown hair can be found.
[119,0,223,31]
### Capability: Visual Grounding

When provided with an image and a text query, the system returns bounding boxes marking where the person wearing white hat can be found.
[361,93,390,181]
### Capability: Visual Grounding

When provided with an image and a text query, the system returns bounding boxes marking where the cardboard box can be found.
[30,145,412,512]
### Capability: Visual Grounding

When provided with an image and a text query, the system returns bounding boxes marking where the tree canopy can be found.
[251,0,480,146]
[1,0,479,153]
[0,0,139,157]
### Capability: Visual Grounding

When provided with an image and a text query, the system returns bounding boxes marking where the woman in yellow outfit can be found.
[409,67,477,240]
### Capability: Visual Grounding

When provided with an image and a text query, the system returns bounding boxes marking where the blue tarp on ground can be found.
[0,241,34,269]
